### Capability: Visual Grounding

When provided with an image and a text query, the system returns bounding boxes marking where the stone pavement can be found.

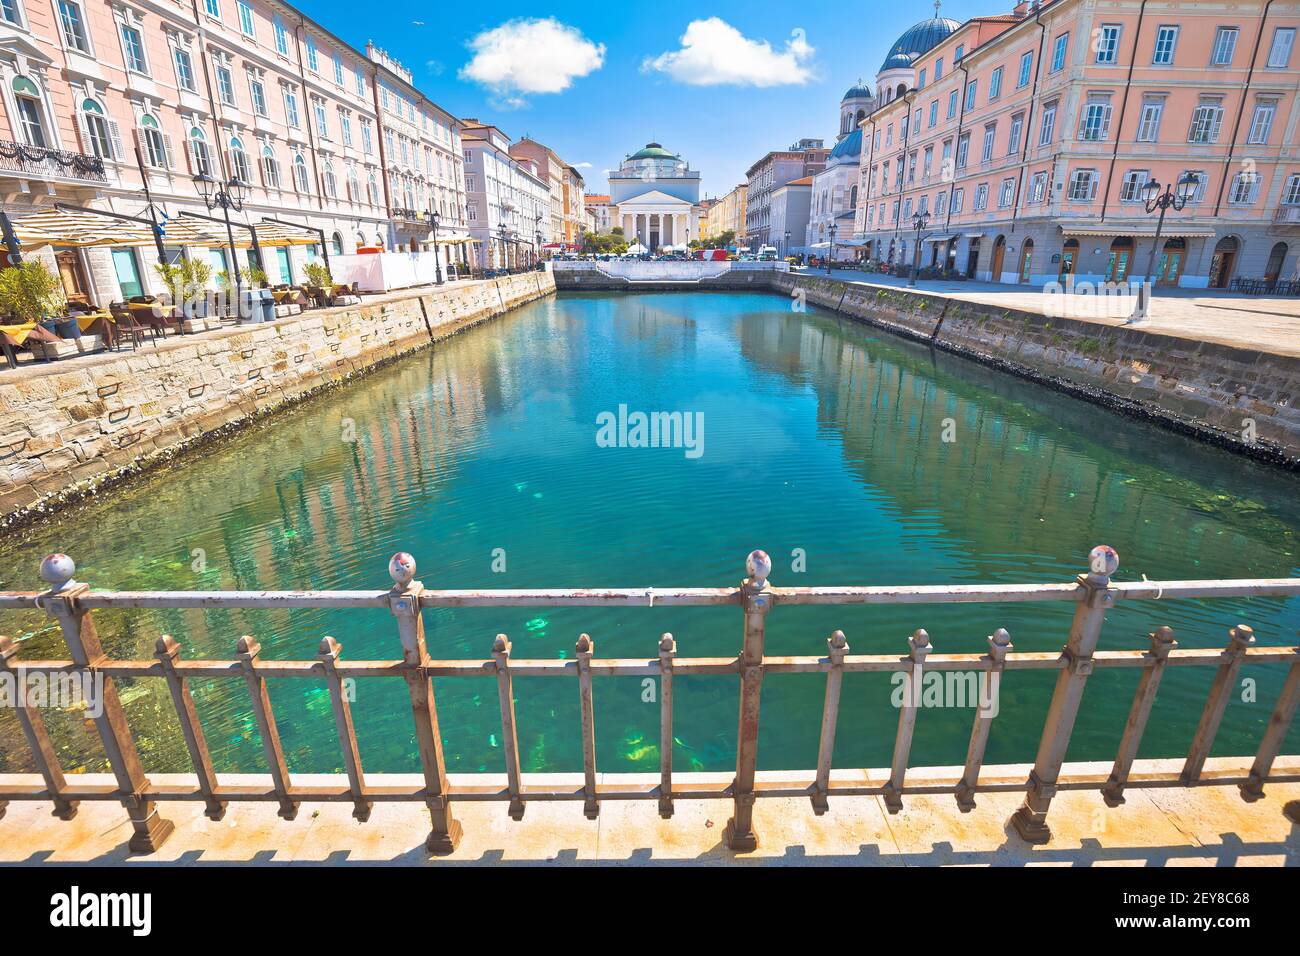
[2,761,1296,866]
[798,268,1300,359]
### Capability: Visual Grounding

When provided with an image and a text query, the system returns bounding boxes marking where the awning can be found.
[1058,221,1217,239]
[435,236,476,245]
[9,208,322,249]
[962,232,985,239]
[927,234,957,243]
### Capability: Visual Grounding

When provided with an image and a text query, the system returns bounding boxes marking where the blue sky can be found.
[298,2,987,197]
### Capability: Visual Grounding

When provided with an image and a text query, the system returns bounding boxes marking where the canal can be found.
[0,290,1297,778]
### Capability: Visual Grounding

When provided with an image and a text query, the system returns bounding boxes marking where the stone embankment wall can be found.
[0,272,555,521]
[771,273,1300,466]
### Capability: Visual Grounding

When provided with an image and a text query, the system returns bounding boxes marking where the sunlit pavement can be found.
[790,267,1300,358]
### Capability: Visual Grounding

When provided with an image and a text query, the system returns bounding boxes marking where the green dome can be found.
[628,142,679,161]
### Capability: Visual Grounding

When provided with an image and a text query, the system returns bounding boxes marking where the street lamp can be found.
[534,213,543,268]
[423,209,444,286]
[194,172,250,299]
[909,211,931,287]
[1129,172,1198,321]
[826,222,837,275]
[784,229,791,260]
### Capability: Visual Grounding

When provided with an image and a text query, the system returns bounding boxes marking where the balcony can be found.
[389,206,425,224]
[1274,205,1300,226]
[0,140,106,184]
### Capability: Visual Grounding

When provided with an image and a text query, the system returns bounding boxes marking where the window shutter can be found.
[74,110,91,155]
[183,139,194,174]
[162,133,176,169]
[107,120,123,161]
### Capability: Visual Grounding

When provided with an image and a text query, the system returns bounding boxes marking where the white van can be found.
[757,246,779,261]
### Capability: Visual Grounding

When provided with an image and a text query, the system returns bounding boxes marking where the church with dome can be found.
[608,143,703,251]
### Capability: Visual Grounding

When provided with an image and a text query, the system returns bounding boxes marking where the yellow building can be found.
[702,185,748,244]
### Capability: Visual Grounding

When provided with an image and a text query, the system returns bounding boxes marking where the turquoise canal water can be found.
[0,291,1297,779]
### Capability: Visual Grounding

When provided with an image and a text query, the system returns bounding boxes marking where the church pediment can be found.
[617,189,693,207]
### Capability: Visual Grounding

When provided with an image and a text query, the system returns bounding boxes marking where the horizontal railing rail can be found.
[0,546,1297,854]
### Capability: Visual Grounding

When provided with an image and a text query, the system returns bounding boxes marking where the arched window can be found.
[322,159,337,199]
[261,145,280,189]
[353,230,365,248]
[188,127,211,176]
[138,113,168,168]
[347,165,360,201]
[332,231,345,255]
[12,76,48,148]
[80,98,113,159]
[228,136,251,183]
[849,185,858,208]
[367,171,379,205]
[293,154,309,193]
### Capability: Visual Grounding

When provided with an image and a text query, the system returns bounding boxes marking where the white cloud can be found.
[460,18,605,108]
[643,19,815,87]
[572,162,593,169]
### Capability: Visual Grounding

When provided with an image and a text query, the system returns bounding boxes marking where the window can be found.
[340,111,352,146]
[998,178,1014,207]
[306,37,318,72]
[981,124,996,162]
[947,89,958,119]
[1268,28,1296,68]
[1283,174,1300,206]
[912,109,921,136]
[955,132,969,169]
[283,88,300,127]
[273,17,288,55]
[1188,98,1223,143]
[1180,170,1208,203]
[1228,170,1259,205]
[203,0,219,17]
[249,76,267,116]
[360,118,373,153]
[1152,26,1178,64]
[1120,169,1150,202]
[1096,24,1121,64]
[1136,97,1163,141]
[935,58,943,80]
[1028,170,1047,203]
[237,0,254,36]
[918,68,927,89]
[1211,27,1238,65]
[313,97,328,138]
[954,44,964,62]
[334,55,345,86]
[80,99,112,158]
[293,154,309,193]
[1248,100,1277,144]
[174,48,196,91]
[1051,33,1068,72]
[1017,51,1033,87]
[58,1,90,54]
[229,137,251,183]
[322,161,337,199]
[189,128,211,176]
[989,66,1003,100]
[935,191,946,215]
[138,114,167,168]
[928,100,938,127]
[1067,168,1097,201]
[951,188,963,213]
[121,24,147,74]
[216,63,236,106]
[354,68,365,96]
[367,172,379,205]
[1078,96,1112,141]
[973,183,988,210]
[1007,113,1023,154]
[0,0,20,26]
[964,80,977,111]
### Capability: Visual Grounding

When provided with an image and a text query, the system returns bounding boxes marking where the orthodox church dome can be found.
[879,15,961,71]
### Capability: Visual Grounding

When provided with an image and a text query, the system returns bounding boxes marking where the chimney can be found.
[1013,1,1029,15]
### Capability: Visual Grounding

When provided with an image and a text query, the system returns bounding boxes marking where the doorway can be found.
[1018,238,1034,284]
[1106,237,1134,282]
[1265,242,1288,284]
[54,247,90,305]
[1156,238,1185,287]
[1208,236,1238,289]
[276,247,293,285]
[965,238,981,278]
[1059,238,1078,282]
[989,235,1006,281]
[111,248,143,299]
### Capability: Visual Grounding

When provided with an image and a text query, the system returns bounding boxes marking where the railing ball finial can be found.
[1088,545,1119,578]
[388,552,417,587]
[659,632,675,653]
[745,549,772,588]
[39,553,77,592]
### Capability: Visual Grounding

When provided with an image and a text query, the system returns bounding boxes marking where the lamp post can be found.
[423,209,444,286]
[784,229,791,261]
[534,213,543,268]
[826,222,837,275]
[194,172,249,299]
[1129,172,1198,322]
[909,210,931,287]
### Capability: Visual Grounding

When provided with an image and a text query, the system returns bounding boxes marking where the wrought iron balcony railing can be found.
[0,140,106,183]
[0,546,1297,854]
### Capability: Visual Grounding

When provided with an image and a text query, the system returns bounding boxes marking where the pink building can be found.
[0,0,467,304]
[854,0,1300,288]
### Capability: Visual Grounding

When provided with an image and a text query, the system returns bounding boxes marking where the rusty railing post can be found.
[318,636,371,821]
[1102,626,1176,806]
[576,633,598,820]
[1182,625,1255,784]
[658,632,676,819]
[955,627,1011,812]
[884,628,931,813]
[491,633,525,820]
[725,549,773,852]
[0,634,79,820]
[1009,545,1117,844]
[1240,642,1300,803]
[812,629,849,815]
[387,552,462,854]
[236,635,300,820]
[155,635,227,820]
[36,554,172,852]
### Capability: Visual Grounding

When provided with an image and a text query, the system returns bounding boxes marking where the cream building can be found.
[608,142,700,250]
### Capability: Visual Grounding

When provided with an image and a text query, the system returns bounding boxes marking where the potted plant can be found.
[0,260,71,335]
[155,257,213,319]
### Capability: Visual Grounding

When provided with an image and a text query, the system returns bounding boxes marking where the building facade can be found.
[854,0,1300,288]
[608,142,701,250]
[508,136,563,246]
[0,0,468,303]
[462,121,550,270]
[805,83,875,257]
[769,176,812,255]
[744,138,830,250]
[584,193,613,233]
[701,183,747,244]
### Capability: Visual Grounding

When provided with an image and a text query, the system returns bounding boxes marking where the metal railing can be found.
[0,546,1297,854]
[0,140,106,183]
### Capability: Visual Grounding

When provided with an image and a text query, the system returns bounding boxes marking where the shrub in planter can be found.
[155,257,213,318]
[304,262,333,289]
[0,260,68,329]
